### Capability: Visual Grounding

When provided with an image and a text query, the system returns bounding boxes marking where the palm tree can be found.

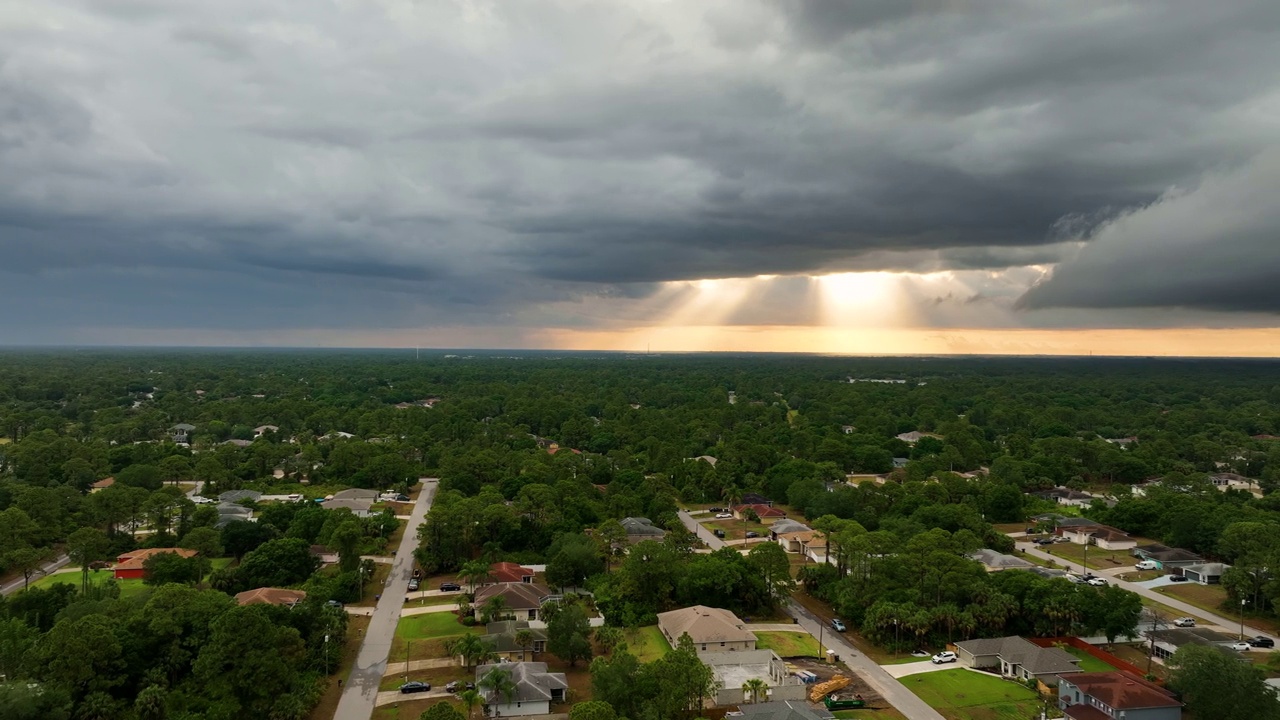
[742,678,768,704]
[460,560,491,594]
[481,595,509,624]
[458,689,482,719]
[479,666,518,708]
[514,628,535,662]
[446,633,496,669]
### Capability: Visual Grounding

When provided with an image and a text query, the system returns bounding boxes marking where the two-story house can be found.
[1058,671,1181,720]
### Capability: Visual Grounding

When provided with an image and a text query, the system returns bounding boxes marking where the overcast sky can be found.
[3,1,1280,352]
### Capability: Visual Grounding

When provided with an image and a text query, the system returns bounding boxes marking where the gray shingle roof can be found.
[956,636,1081,676]
[475,662,567,704]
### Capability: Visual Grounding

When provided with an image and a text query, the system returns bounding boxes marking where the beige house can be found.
[235,587,307,607]
[1058,524,1137,551]
[954,636,1082,687]
[701,650,807,705]
[475,583,554,620]
[657,605,757,654]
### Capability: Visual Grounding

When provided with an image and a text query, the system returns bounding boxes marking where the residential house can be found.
[114,548,198,580]
[480,620,548,661]
[970,549,1036,572]
[1132,544,1204,570]
[489,562,535,584]
[474,662,567,717]
[310,545,339,564]
[733,700,835,720]
[1057,524,1138,551]
[90,477,115,493]
[1036,487,1097,508]
[474,583,554,621]
[222,439,253,448]
[776,530,821,555]
[169,423,195,444]
[688,455,718,467]
[620,517,667,543]
[740,492,773,507]
[219,490,262,503]
[701,650,807,706]
[953,636,1082,686]
[1145,627,1240,661]
[841,425,855,435]
[657,605,757,654]
[215,502,254,528]
[892,457,910,469]
[769,519,810,537]
[1210,473,1257,492]
[253,424,279,438]
[1027,566,1070,581]
[896,431,942,444]
[800,533,830,565]
[235,587,307,607]
[733,504,787,524]
[1058,672,1181,720]
[1180,562,1228,585]
[1103,437,1139,446]
[321,498,373,517]
[331,488,379,502]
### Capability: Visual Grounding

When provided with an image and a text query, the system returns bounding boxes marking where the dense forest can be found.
[4,350,1280,718]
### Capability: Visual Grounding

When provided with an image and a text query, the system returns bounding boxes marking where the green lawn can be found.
[755,630,821,658]
[396,612,473,641]
[905,669,1043,720]
[1065,647,1119,672]
[22,570,150,600]
[622,625,671,662]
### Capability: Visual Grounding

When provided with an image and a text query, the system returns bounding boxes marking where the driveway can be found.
[334,478,438,720]
[1017,541,1270,642]
[881,660,955,679]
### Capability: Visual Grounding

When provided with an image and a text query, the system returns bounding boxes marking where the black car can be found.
[407,579,420,591]
[446,681,475,693]
[713,529,726,538]
[709,506,723,512]
[745,531,760,538]
[1168,575,1190,583]
[1250,636,1276,648]
[440,582,462,592]
[1035,538,1054,545]
[399,681,431,694]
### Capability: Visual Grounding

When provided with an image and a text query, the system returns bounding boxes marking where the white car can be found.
[1135,560,1159,570]
[1173,617,1195,628]
[189,496,214,505]
[715,513,733,519]
[1231,642,1252,652]
[1087,577,1108,587]
[931,651,957,664]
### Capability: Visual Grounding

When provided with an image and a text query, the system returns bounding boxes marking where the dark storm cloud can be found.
[1,0,1279,340]
[1018,151,1280,314]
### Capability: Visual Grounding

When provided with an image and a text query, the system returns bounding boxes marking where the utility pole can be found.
[894,618,900,660]
[1240,599,1248,640]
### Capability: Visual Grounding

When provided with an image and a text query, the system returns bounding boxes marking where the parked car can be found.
[1087,577,1108,587]
[931,651,957,664]
[326,600,344,609]
[1035,538,1055,545]
[1064,574,1083,584]
[395,493,411,501]
[715,513,733,519]
[1250,636,1275,648]
[1135,560,1159,571]
[399,681,431,694]
[745,531,760,538]
[831,619,847,632]
[1168,575,1189,583]
[708,506,723,512]
[407,579,420,591]
[440,582,462,592]
[412,569,422,579]
[1053,537,1071,543]
[1173,617,1196,628]
[1231,642,1252,652]
[713,529,726,538]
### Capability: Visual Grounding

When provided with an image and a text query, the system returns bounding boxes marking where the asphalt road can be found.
[677,510,946,720]
[1016,541,1274,642]
[334,478,438,720]
[0,553,71,596]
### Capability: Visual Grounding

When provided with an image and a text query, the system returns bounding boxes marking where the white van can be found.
[1135,560,1159,570]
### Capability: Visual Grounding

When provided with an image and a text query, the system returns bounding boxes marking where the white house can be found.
[475,662,566,716]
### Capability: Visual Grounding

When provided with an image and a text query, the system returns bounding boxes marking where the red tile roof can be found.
[114,548,197,571]
[235,587,308,606]
[1063,672,1180,711]
[91,477,115,489]
[489,562,535,583]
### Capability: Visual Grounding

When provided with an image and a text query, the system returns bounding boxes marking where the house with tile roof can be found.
[733,504,787,523]
[235,587,308,607]
[474,583,555,620]
[479,620,548,661]
[954,636,1082,686]
[657,605,757,654]
[1058,671,1181,720]
[970,549,1036,572]
[475,662,567,716]
[113,548,198,580]
[90,477,115,493]
[489,561,535,584]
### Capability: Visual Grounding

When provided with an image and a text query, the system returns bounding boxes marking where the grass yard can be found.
[755,630,821,658]
[1040,541,1146,571]
[372,699,461,720]
[23,570,151,600]
[702,518,769,541]
[832,710,908,720]
[905,669,1043,720]
[1107,643,1167,680]
[1065,647,1119,672]
[396,612,472,641]
[620,625,671,662]
[1154,584,1280,635]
